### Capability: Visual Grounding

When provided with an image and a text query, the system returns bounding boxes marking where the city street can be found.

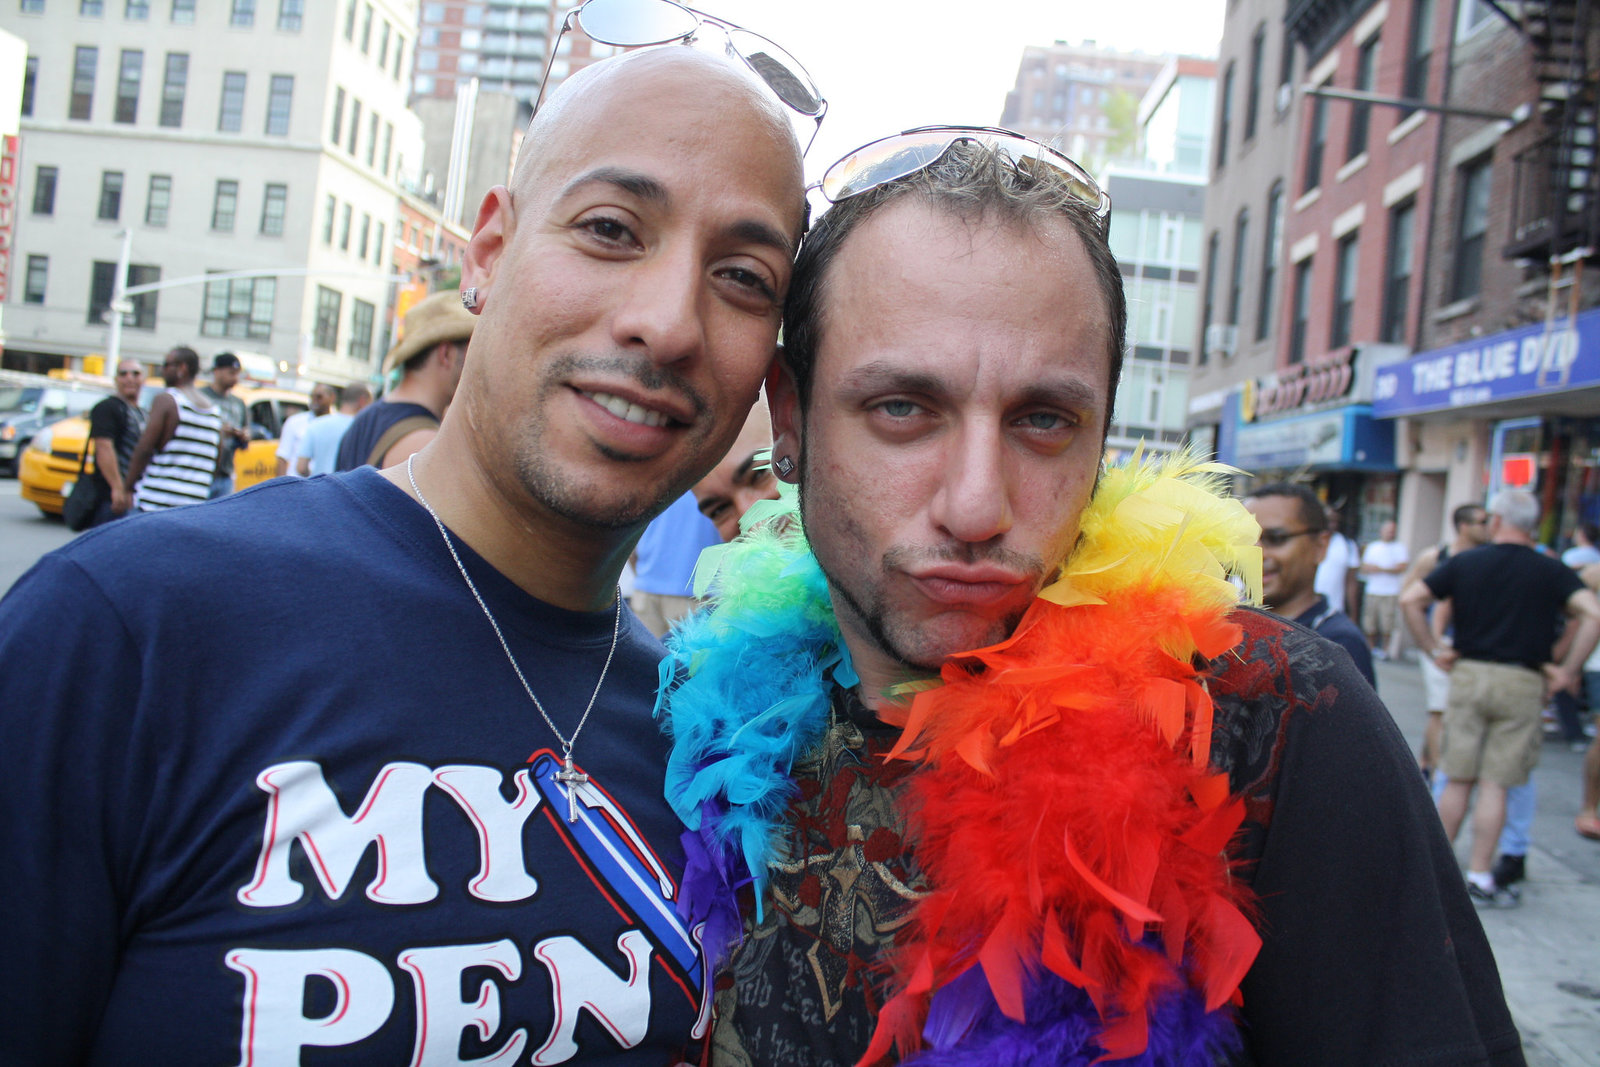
[1,479,1597,1061]
[0,477,73,592]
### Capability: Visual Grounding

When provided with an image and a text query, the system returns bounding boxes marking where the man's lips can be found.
[575,388,689,429]
[908,564,1031,608]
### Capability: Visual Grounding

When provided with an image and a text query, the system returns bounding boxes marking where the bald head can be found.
[512,47,800,203]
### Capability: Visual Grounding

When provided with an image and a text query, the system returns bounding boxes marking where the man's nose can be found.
[609,247,706,366]
[928,424,1012,545]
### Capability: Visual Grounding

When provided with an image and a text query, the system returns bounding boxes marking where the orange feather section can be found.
[863,583,1261,1064]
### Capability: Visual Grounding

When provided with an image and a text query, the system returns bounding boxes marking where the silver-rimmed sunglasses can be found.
[816,125,1111,232]
[535,0,827,153]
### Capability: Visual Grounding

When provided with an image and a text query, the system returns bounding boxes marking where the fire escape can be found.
[1505,0,1598,266]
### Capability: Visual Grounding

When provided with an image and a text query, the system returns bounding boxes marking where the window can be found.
[146,174,171,225]
[1289,257,1313,364]
[266,74,292,135]
[1278,30,1296,103]
[127,264,159,329]
[24,256,47,304]
[1215,62,1234,170]
[1451,155,1492,301]
[212,179,239,231]
[339,203,352,250]
[1257,183,1284,341]
[1402,0,1434,116]
[314,285,342,350]
[114,50,142,124]
[1303,84,1329,194]
[277,0,303,31]
[322,194,336,244]
[70,46,97,121]
[1200,230,1219,364]
[98,171,124,221]
[126,0,150,17]
[1331,232,1358,348]
[159,53,187,127]
[260,183,287,236]
[379,22,391,66]
[393,38,404,80]
[20,0,44,12]
[1382,199,1415,343]
[81,0,104,14]
[171,0,195,21]
[202,273,275,340]
[348,99,361,154]
[218,71,246,132]
[348,299,375,360]
[230,0,255,27]
[359,213,371,258]
[1245,24,1264,141]
[21,57,36,117]
[1228,210,1248,328]
[88,261,117,325]
[88,262,158,328]
[32,166,57,215]
[366,112,378,167]
[1348,35,1379,161]
[344,0,356,39]
[373,222,385,265]
[360,3,373,53]
[381,122,393,175]
[330,87,345,144]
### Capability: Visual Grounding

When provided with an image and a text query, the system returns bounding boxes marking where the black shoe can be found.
[1493,853,1526,887]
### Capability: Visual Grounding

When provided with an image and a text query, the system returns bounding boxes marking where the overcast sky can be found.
[700,0,1227,179]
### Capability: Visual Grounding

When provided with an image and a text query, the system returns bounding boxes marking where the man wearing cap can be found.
[201,351,251,498]
[334,291,471,471]
[0,43,806,1063]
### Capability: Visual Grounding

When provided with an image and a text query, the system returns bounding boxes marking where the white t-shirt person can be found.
[1316,532,1361,614]
[1362,536,1411,597]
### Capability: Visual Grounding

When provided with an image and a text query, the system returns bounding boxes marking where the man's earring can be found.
[461,287,478,310]
[773,455,796,479]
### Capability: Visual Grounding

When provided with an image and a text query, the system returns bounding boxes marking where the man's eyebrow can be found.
[560,167,671,206]
[728,218,795,259]
[733,450,765,483]
[836,361,1103,411]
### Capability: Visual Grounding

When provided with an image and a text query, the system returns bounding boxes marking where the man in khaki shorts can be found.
[1402,489,1600,905]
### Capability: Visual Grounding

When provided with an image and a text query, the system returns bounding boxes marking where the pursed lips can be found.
[907,563,1032,608]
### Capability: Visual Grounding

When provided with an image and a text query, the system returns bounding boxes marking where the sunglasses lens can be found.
[822,133,958,202]
[726,28,822,115]
[576,0,698,46]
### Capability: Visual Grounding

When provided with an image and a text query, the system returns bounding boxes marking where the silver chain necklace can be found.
[406,454,621,822]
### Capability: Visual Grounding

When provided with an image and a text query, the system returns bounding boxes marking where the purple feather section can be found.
[911,963,1242,1066]
[675,803,750,966]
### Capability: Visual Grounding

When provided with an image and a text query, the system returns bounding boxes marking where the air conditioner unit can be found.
[1276,83,1293,113]
[1204,323,1238,359]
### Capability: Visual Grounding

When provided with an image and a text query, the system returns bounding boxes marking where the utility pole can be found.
[105,229,133,369]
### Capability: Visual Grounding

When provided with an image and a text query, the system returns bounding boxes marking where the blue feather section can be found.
[655,518,854,962]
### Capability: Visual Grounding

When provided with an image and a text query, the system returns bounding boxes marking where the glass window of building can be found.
[146,174,171,226]
[212,179,239,231]
[217,71,246,132]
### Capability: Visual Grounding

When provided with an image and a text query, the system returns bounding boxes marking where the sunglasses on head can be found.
[535,0,826,153]
[816,125,1112,232]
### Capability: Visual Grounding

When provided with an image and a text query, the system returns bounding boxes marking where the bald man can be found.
[0,46,806,1062]
[693,399,781,541]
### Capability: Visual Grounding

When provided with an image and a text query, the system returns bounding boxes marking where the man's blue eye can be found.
[881,400,916,417]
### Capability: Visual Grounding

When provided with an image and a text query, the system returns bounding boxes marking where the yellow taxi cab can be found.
[19,384,310,517]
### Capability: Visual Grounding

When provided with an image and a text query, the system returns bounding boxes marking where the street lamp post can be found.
[104,229,133,369]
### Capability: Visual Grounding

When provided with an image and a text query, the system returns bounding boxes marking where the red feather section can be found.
[861,584,1261,1065]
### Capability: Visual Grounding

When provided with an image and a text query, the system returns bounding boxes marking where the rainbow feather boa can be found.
[656,449,1266,1064]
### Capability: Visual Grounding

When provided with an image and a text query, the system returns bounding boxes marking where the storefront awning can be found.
[1372,308,1600,418]
[1221,402,1395,473]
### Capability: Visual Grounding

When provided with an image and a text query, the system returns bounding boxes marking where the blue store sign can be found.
[1372,308,1600,417]
[1223,403,1395,473]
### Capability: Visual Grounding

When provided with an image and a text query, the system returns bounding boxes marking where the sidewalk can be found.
[1375,659,1600,1065]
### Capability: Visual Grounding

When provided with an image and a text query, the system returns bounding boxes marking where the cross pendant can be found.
[555,757,588,823]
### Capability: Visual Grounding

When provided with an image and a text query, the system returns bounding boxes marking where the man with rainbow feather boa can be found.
[658,135,1522,1065]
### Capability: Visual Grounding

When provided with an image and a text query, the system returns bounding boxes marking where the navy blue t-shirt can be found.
[334,400,437,471]
[0,469,706,1064]
[1291,595,1376,688]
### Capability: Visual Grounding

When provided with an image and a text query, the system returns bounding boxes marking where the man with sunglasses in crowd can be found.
[659,134,1520,1065]
[1244,481,1375,687]
[0,34,810,1064]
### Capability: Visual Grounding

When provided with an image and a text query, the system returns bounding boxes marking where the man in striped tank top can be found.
[125,346,224,511]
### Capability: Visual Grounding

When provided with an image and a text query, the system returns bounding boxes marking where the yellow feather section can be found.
[1039,445,1262,611]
